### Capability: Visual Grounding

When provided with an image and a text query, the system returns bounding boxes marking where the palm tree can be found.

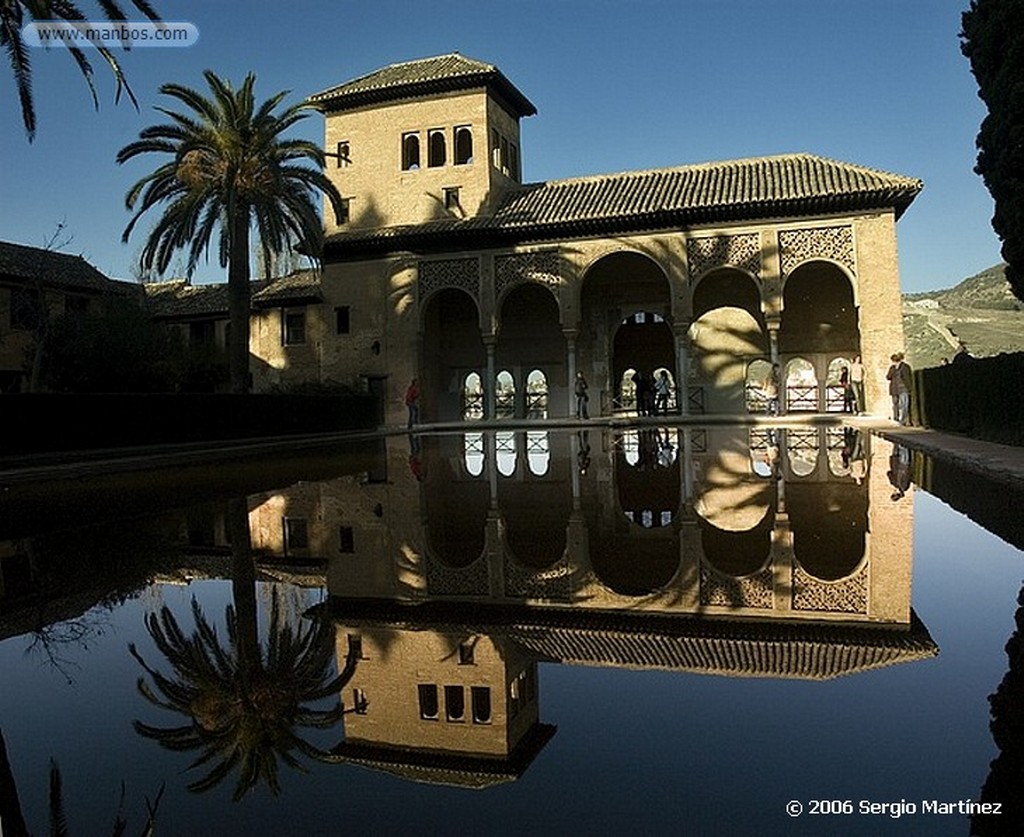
[2,0,160,141]
[128,498,358,800]
[118,71,343,392]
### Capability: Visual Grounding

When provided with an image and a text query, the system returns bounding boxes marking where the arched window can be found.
[428,129,446,168]
[496,430,516,476]
[402,133,420,170]
[825,357,850,412]
[495,370,516,418]
[787,428,819,476]
[525,369,548,418]
[464,431,484,477]
[454,125,473,165]
[785,358,818,412]
[526,430,549,476]
[746,359,773,413]
[462,372,484,420]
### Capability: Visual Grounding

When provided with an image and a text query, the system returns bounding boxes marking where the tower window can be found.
[445,686,465,722]
[428,129,446,167]
[335,306,351,335]
[336,141,350,168]
[454,125,473,164]
[334,197,350,225]
[471,686,491,724]
[282,309,306,345]
[339,525,355,553]
[402,132,420,170]
[509,142,520,181]
[418,684,439,720]
[443,186,461,211]
[283,517,308,551]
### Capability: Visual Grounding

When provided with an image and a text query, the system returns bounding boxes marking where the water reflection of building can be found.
[239,428,934,786]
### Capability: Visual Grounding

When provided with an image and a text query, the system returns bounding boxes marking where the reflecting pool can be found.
[1,427,1021,835]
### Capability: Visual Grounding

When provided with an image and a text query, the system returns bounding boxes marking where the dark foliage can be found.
[961,0,1024,303]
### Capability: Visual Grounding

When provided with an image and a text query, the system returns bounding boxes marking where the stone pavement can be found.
[873,423,1024,491]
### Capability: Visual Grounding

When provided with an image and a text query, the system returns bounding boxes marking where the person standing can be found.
[655,370,671,415]
[886,353,912,425]
[849,355,865,414]
[840,363,854,413]
[405,378,420,428]
[574,371,589,419]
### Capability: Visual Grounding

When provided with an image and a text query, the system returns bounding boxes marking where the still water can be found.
[0,426,1021,836]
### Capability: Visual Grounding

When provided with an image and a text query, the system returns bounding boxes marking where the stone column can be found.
[484,338,497,420]
[674,323,691,415]
[565,330,578,417]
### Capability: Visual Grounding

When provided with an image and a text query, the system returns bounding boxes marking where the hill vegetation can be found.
[903,263,1024,369]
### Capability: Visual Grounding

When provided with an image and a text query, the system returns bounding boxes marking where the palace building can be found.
[302,52,922,425]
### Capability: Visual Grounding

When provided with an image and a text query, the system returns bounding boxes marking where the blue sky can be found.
[0,0,1000,292]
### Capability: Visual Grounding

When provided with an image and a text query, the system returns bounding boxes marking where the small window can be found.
[339,525,355,553]
[336,140,351,168]
[402,132,420,170]
[454,125,473,165]
[445,685,465,722]
[500,137,509,175]
[334,197,350,225]
[443,186,460,211]
[509,142,520,181]
[284,517,309,551]
[352,687,368,714]
[428,129,446,167]
[10,287,39,330]
[283,309,306,345]
[471,686,491,724]
[347,634,363,658]
[189,320,215,347]
[418,684,439,720]
[491,129,501,168]
[458,640,475,665]
[335,305,351,335]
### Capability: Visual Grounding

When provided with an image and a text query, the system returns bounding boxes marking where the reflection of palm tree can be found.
[129,498,357,800]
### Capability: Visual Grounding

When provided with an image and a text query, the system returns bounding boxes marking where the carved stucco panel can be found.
[418,257,480,301]
[494,251,563,300]
[778,226,855,277]
[792,563,868,614]
[686,234,761,281]
[699,562,774,609]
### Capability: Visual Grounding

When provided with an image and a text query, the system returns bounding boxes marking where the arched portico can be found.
[495,282,566,418]
[579,251,673,414]
[779,261,860,412]
[689,268,768,413]
[421,288,485,423]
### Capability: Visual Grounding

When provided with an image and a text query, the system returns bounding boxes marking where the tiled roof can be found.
[144,270,322,317]
[323,599,939,681]
[308,52,536,117]
[251,269,322,307]
[508,614,939,680]
[0,240,130,294]
[143,280,230,318]
[324,154,923,257]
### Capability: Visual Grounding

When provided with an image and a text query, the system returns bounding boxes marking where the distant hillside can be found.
[902,263,1024,369]
[906,263,1020,311]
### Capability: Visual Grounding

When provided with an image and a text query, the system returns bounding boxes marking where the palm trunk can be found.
[228,211,251,394]
[226,497,259,683]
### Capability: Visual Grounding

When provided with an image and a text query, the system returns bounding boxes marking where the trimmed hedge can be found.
[1,392,378,458]
[913,352,1024,446]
